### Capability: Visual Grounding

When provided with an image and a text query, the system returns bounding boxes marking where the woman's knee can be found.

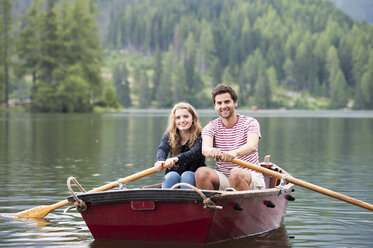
[181,171,195,178]
[162,171,181,188]
[180,171,195,186]
[165,171,180,179]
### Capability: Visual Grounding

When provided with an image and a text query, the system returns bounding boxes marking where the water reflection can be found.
[0,212,90,247]
[90,225,290,248]
[13,216,52,228]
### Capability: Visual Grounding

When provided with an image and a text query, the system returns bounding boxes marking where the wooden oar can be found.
[232,158,373,211]
[15,166,161,218]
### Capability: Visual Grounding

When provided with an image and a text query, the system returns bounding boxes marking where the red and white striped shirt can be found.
[202,114,262,176]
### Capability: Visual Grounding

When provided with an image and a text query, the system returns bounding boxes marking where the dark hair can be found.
[211,84,238,104]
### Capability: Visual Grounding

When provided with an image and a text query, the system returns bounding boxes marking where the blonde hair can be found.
[166,102,202,156]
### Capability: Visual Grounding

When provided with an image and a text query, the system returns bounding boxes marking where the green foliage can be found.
[329,70,348,108]
[239,49,266,106]
[137,69,150,108]
[104,86,121,109]
[152,46,162,101]
[99,0,373,109]
[17,0,104,112]
[18,0,43,83]
[32,65,92,112]
[0,0,12,104]
[5,0,373,110]
[254,71,272,109]
[356,50,373,108]
[172,63,188,103]
[156,45,175,108]
[113,63,131,107]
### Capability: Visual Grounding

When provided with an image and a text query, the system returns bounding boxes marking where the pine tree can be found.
[198,20,216,73]
[18,0,43,86]
[282,57,296,89]
[113,63,131,107]
[330,69,348,109]
[210,58,223,85]
[60,0,103,98]
[240,17,252,65]
[31,0,62,111]
[254,71,272,109]
[326,45,341,96]
[239,49,266,106]
[357,50,373,109]
[173,63,187,103]
[156,45,175,108]
[0,0,12,107]
[313,32,331,94]
[294,34,316,91]
[184,33,197,94]
[138,69,150,108]
[152,46,162,101]
[30,0,104,112]
[38,0,60,84]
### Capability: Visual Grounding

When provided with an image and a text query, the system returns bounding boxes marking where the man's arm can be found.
[202,135,221,158]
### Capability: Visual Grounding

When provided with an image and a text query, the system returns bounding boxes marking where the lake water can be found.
[0,110,373,248]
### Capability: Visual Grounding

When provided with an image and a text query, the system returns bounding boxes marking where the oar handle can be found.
[91,167,158,192]
[232,158,373,211]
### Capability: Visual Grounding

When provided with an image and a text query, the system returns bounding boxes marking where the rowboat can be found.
[67,156,295,244]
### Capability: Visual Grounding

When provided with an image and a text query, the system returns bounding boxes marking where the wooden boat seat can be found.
[260,155,285,189]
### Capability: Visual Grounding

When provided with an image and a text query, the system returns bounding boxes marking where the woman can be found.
[154,102,205,189]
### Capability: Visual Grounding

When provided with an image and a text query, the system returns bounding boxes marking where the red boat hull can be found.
[77,186,293,244]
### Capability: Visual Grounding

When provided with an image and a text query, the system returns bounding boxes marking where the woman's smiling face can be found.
[175,108,193,132]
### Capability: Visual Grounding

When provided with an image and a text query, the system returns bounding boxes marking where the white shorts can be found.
[216,170,265,191]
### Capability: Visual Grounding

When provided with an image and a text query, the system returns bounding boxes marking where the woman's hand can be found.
[154,161,165,172]
[164,157,179,168]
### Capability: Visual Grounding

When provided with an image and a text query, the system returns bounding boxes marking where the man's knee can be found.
[195,167,219,190]
[195,167,212,180]
[229,168,251,184]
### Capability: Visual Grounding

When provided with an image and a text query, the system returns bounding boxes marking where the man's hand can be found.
[204,148,221,159]
[217,151,237,162]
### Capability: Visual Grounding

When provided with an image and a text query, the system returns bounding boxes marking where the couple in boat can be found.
[154,84,265,191]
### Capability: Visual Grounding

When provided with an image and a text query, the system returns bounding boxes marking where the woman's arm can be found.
[176,135,202,162]
[154,133,170,171]
[175,135,205,172]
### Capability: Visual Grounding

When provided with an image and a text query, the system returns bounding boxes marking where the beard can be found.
[219,108,234,119]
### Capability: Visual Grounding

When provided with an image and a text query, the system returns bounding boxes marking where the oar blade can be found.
[15,199,70,218]
[14,167,161,219]
[15,205,54,218]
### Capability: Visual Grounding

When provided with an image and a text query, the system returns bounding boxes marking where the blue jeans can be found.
[162,171,195,189]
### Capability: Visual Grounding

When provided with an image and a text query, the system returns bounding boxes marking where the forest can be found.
[1,0,373,112]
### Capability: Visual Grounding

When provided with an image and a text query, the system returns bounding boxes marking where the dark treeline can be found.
[1,0,373,111]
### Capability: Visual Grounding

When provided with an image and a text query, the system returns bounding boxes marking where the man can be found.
[195,84,265,191]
